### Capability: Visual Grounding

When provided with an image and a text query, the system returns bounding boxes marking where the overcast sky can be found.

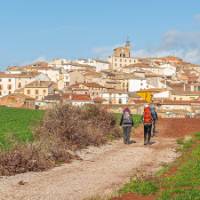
[1,0,200,69]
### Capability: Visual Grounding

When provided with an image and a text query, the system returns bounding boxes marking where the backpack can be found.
[123,111,132,124]
[144,108,152,124]
[151,110,157,120]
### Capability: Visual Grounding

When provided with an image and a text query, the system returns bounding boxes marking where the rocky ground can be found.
[0,118,200,200]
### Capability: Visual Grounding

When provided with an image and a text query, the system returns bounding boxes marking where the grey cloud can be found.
[194,14,200,22]
[160,30,200,50]
[134,30,200,64]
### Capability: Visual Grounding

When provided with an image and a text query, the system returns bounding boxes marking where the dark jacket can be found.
[120,113,134,127]
[150,107,158,121]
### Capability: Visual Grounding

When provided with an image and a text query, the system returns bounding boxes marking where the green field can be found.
[0,106,44,150]
[119,132,200,199]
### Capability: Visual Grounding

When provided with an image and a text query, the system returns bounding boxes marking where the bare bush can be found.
[0,104,121,176]
[37,104,121,150]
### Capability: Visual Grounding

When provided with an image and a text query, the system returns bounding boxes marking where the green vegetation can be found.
[119,179,158,196]
[0,106,44,150]
[118,132,200,199]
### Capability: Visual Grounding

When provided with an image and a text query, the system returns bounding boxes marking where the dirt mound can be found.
[134,118,200,138]
[112,193,155,200]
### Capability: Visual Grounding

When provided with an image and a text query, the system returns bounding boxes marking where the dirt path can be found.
[0,119,199,200]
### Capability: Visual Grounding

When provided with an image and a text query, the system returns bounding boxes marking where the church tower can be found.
[109,39,138,70]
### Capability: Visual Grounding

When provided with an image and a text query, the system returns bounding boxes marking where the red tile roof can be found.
[63,94,92,101]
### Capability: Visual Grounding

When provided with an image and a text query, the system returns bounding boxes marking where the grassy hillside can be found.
[0,106,44,150]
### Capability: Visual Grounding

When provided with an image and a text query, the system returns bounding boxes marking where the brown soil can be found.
[112,193,155,200]
[0,119,199,200]
[134,118,200,138]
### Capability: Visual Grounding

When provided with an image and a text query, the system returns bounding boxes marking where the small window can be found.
[18,82,22,88]
[35,90,39,95]
[8,91,11,94]
[43,90,46,94]
[8,79,11,82]
[27,90,30,95]
[0,85,2,90]
[0,79,2,82]
[0,91,1,95]
[8,85,12,90]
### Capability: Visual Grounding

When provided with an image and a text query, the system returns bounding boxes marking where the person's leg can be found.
[127,126,132,144]
[148,124,152,144]
[123,127,127,144]
[153,120,156,134]
[151,120,155,136]
[144,125,148,145]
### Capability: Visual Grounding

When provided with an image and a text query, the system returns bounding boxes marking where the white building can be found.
[75,59,110,72]
[0,73,50,97]
[128,78,148,92]
[153,90,171,99]
[102,90,128,104]
[158,64,176,77]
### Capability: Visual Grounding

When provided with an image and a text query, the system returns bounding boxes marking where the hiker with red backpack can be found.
[120,107,134,144]
[143,104,153,145]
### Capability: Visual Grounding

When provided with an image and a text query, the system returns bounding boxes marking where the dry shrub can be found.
[37,104,121,150]
[0,104,121,176]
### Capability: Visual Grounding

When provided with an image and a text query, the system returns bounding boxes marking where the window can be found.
[8,85,12,90]
[27,90,30,95]
[35,90,39,95]
[8,79,11,82]
[119,98,122,104]
[8,91,11,94]
[0,85,2,90]
[18,82,22,88]
[43,90,46,94]
[0,91,1,96]
[0,79,2,82]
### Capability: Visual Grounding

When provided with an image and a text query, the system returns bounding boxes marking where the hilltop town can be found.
[1,40,200,117]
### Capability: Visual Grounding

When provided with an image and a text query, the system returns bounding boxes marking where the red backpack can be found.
[143,107,152,124]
